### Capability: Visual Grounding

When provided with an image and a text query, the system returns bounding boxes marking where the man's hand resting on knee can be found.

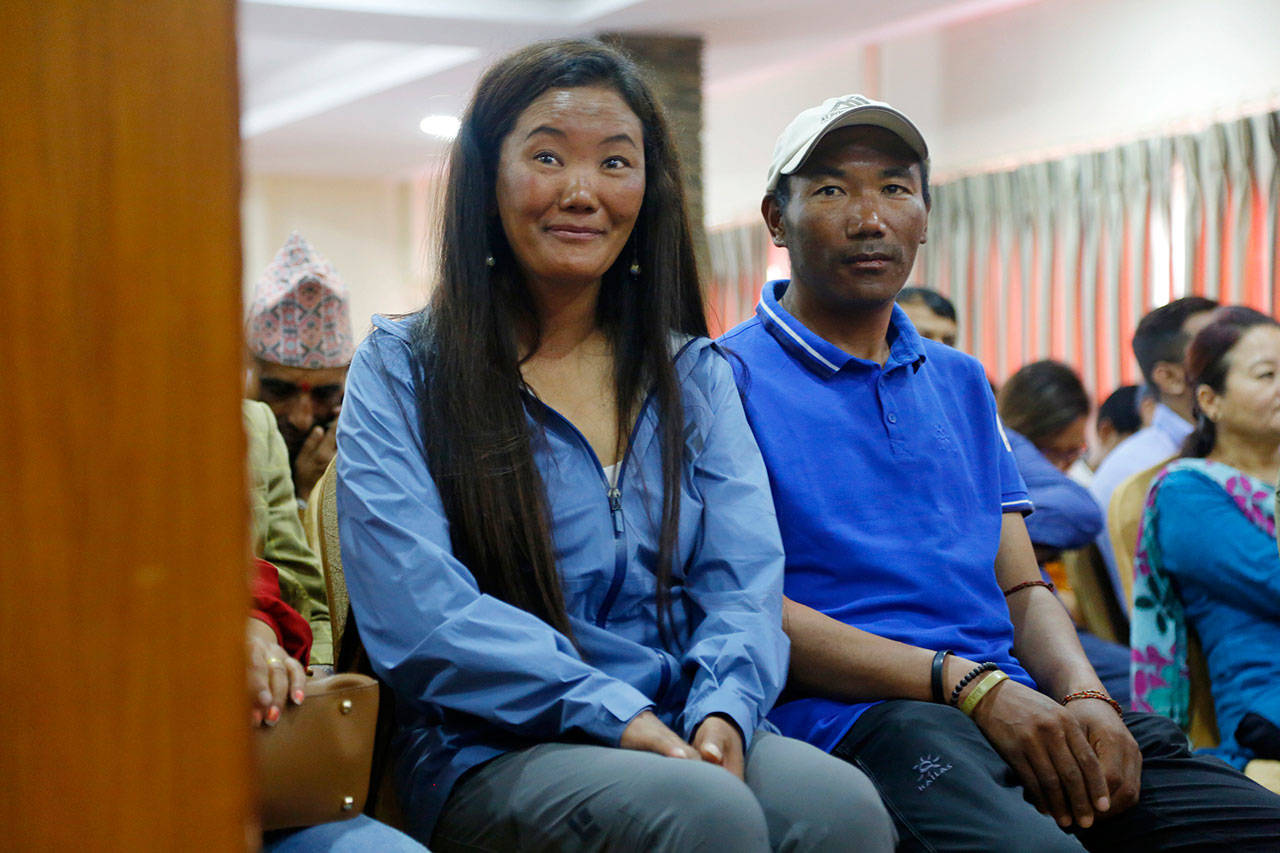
[1064,696,1142,813]
[969,677,1139,829]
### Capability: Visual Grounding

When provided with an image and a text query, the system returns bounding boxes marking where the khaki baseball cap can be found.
[765,94,929,193]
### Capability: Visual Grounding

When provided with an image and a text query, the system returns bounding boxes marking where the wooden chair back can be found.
[1106,460,1169,610]
[1108,459,1219,747]
[1060,544,1128,645]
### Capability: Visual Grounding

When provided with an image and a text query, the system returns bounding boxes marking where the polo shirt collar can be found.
[755,279,928,378]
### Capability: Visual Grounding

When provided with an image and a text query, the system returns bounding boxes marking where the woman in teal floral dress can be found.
[1132,307,1280,768]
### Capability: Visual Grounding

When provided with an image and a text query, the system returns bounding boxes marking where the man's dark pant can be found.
[834,700,1280,851]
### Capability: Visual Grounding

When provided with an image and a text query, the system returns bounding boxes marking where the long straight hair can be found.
[412,39,706,641]
[1180,306,1278,458]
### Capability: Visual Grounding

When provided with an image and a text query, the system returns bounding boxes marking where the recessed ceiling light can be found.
[419,114,461,139]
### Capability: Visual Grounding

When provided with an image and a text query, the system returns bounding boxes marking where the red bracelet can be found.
[1061,690,1124,717]
[1002,579,1055,597]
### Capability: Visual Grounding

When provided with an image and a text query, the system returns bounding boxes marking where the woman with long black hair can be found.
[335,39,892,852]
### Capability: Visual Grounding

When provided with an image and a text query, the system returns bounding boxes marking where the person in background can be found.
[1133,307,1280,770]
[1092,385,1144,469]
[1089,297,1218,599]
[724,91,1280,850]
[246,399,332,668]
[896,285,957,346]
[998,360,1131,707]
[246,232,354,509]
[249,558,427,852]
[335,40,893,852]
[1091,298,1218,517]
[1069,384,1148,488]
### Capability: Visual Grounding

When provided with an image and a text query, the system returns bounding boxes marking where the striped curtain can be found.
[919,110,1280,397]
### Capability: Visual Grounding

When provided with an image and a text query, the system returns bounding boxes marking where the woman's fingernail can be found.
[293,689,305,704]
[1096,796,1110,812]
[704,743,723,761]
[266,706,281,726]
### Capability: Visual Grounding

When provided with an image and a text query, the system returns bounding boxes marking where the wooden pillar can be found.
[601,33,708,278]
[0,1,251,848]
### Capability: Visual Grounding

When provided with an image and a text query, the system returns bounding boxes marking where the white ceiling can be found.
[239,0,1033,177]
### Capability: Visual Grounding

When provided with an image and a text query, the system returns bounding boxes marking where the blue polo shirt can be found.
[721,280,1035,753]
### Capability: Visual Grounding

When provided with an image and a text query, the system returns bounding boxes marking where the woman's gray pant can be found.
[431,731,895,852]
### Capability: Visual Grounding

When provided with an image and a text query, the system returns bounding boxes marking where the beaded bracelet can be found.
[931,649,952,703]
[959,670,1008,717]
[949,662,997,706]
[1003,579,1055,597]
[1061,689,1124,717]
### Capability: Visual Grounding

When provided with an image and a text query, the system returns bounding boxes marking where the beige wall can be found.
[704,0,1280,226]
[242,171,439,342]
[242,0,1280,279]
[704,56,870,226]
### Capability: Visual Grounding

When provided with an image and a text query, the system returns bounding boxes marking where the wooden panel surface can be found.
[0,1,251,848]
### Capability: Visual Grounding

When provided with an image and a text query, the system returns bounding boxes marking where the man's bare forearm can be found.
[995,513,1104,699]
[783,597,980,703]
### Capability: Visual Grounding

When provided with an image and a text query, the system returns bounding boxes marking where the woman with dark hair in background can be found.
[1132,307,1280,769]
[999,360,1132,707]
[999,360,1102,555]
[334,39,892,852]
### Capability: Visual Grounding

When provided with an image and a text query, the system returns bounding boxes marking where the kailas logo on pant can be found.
[913,754,952,791]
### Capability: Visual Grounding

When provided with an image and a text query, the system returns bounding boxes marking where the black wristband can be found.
[949,662,997,706]
[931,649,952,703]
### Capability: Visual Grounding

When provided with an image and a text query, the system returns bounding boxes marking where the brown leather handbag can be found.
[255,673,380,831]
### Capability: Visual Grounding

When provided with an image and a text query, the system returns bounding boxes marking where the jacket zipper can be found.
[593,402,650,627]
[607,486,624,535]
[520,391,650,627]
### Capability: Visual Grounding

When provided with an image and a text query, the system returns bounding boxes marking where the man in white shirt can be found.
[1091,296,1218,593]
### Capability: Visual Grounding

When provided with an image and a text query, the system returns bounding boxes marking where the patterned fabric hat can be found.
[246,232,354,368]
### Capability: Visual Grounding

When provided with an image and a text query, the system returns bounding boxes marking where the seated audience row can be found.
[335,41,893,852]
[245,38,1280,851]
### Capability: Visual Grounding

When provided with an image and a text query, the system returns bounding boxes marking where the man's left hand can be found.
[1065,699,1142,817]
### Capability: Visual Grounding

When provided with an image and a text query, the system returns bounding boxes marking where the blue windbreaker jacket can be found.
[335,314,788,838]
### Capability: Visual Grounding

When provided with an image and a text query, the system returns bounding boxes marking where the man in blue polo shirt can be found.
[723,94,1280,850]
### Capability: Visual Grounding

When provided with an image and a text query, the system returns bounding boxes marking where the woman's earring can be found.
[629,259,641,278]
[485,255,495,268]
